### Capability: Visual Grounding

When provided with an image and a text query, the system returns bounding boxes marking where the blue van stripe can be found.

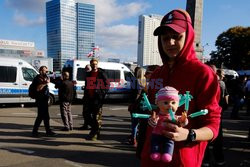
[0,88,21,94]
[0,88,58,95]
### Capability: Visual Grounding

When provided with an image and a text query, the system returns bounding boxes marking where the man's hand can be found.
[162,121,189,141]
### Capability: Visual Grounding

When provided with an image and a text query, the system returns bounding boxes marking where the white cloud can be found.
[78,0,150,61]
[96,24,138,61]
[98,24,138,49]
[5,0,46,27]
[14,12,45,26]
[5,0,46,13]
[79,0,149,26]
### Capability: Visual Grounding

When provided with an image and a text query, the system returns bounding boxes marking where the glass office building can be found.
[46,0,95,71]
[76,3,95,60]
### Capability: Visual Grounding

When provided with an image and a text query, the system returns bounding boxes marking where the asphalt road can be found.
[0,102,250,167]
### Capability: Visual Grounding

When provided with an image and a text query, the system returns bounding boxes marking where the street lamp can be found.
[202,43,209,63]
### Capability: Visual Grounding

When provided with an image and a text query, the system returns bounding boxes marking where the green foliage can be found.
[209,26,250,70]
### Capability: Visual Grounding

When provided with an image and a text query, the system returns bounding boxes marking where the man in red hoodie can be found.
[140,9,221,167]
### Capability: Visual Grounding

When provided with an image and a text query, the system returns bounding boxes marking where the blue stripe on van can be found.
[75,86,82,90]
[0,88,58,95]
[109,87,131,93]
[53,90,58,94]
[0,88,21,94]
[75,86,131,92]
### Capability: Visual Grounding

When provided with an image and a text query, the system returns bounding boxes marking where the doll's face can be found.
[157,99,179,113]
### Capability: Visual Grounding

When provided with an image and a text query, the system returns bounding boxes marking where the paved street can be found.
[0,102,250,167]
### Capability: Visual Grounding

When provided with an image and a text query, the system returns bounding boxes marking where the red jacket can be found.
[140,11,221,167]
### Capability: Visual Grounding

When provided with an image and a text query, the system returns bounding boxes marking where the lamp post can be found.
[202,43,209,63]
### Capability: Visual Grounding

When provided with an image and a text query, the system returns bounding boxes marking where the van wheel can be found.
[48,94,54,106]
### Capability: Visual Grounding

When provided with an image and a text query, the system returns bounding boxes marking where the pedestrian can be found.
[32,66,57,137]
[136,65,159,159]
[202,69,229,166]
[231,76,246,119]
[79,64,92,130]
[140,9,221,167]
[128,67,146,147]
[56,71,74,131]
[245,76,250,115]
[83,58,110,140]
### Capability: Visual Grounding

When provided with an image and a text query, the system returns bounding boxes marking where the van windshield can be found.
[22,68,37,81]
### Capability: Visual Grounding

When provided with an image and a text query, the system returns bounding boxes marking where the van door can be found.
[0,66,20,103]
[20,67,38,102]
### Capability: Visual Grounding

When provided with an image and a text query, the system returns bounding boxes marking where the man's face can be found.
[40,67,48,76]
[90,60,98,71]
[160,29,186,61]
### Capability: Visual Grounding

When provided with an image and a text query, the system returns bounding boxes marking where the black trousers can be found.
[84,98,103,136]
[33,97,51,133]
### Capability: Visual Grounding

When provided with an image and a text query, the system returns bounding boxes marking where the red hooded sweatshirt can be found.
[140,9,221,167]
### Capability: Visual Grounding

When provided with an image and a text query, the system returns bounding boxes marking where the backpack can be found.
[28,82,37,99]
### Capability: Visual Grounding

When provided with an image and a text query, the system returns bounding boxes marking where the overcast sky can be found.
[0,0,249,62]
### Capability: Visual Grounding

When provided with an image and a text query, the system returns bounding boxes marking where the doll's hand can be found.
[177,112,189,127]
[148,115,159,128]
[162,121,189,142]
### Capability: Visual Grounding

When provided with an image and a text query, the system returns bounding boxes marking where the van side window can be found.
[22,68,37,81]
[76,68,86,81]
[105,70,120,81]
[124,71,134,81]
[0,66,17,82]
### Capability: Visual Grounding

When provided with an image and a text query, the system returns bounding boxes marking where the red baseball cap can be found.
[154,9,192,36]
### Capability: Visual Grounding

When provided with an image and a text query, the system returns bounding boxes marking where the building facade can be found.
[0,39,44,57]
[137,14,163,67]
[46,0,95,72]
[0,39,53,71]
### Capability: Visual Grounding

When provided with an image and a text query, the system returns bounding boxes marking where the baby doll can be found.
[150,86,188,163]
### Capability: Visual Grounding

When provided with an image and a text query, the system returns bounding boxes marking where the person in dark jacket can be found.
[79,64,92,130]
[202,69,229,166]
[231,76,246,119]
[56,71,74,131]
[83,58,110,140]
[32,66,56,137]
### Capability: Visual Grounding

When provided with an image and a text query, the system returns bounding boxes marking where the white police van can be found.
[0,57,58,105]
[223,69,239,79]
[63,59,134,100]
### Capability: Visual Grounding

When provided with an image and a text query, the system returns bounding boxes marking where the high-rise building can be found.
[46,0,95,71]
[137,14,163,67]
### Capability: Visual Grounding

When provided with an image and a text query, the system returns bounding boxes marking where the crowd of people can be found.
[29,8,250,167]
